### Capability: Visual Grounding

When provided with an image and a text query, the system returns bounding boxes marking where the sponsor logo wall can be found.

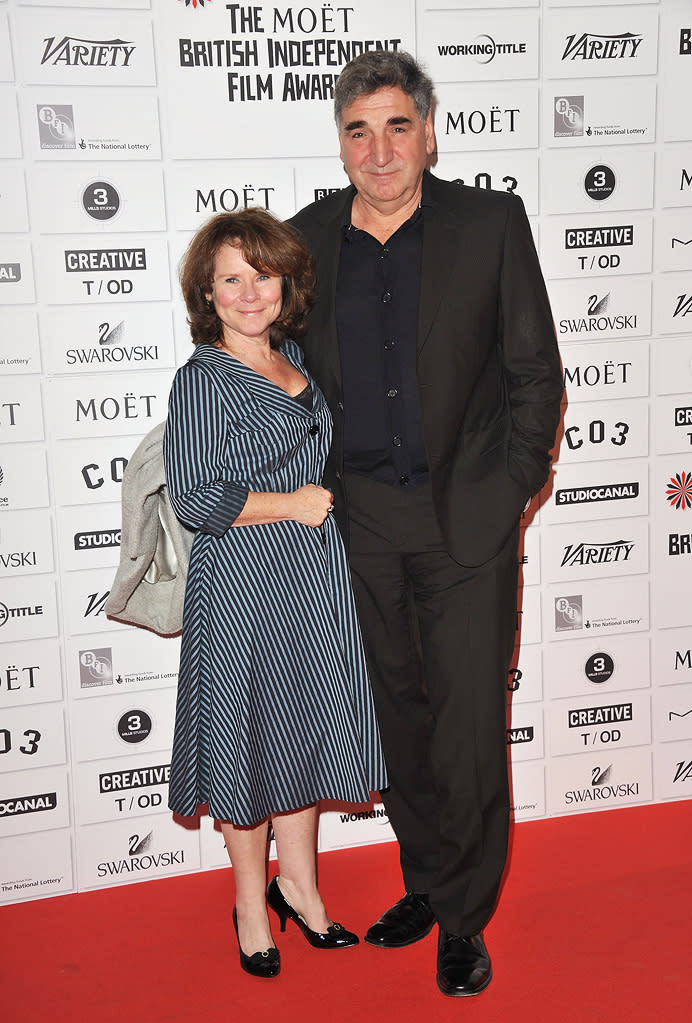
[1,0,689,905]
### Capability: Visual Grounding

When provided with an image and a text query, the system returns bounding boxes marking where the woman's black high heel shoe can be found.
[232,908,281,977]
[266,876,359,949]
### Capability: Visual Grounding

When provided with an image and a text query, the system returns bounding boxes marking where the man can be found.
[291,50,562,996]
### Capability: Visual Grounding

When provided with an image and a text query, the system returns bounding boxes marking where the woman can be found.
[164,208,387,978]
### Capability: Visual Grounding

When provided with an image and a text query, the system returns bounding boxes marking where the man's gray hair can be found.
[334,50,434,127]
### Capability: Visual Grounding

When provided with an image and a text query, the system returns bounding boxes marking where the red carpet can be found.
[2,800,690,1023]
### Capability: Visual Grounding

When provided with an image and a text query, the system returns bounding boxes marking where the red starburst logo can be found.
[179,0,211,9]
[666,471,692,510]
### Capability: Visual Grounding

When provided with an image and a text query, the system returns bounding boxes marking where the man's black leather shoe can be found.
[364,892,435,948]
[436,930,492,997]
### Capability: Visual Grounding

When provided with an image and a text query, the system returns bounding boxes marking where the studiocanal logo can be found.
[666,471,692,511]
[0,791,57,818]
[0,263,21,283]
[555,482,639,507]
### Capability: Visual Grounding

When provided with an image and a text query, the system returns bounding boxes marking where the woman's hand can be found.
[289,484,334,527]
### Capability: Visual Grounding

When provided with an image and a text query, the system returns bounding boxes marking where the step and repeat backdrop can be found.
[1,0,691,904]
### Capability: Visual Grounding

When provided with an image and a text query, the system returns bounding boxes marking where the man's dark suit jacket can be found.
[291,172,563,567]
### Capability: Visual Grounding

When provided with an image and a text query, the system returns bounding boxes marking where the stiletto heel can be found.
[232,907,281,977]
[266,876,359,949]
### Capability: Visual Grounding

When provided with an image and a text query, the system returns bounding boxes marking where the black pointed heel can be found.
[266,876,359,949]
[232,908,281,978]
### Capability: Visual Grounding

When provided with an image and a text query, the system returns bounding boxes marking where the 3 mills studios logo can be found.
[82,181,120,222]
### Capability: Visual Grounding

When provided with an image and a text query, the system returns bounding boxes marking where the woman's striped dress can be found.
[163,341,387,824]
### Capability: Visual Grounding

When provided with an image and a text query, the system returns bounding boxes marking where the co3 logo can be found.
[565,419,629,450]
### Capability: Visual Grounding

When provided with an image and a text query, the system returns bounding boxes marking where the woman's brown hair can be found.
[180,208,315,348]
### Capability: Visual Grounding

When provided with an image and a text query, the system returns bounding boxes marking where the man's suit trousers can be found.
[344,472,520,936]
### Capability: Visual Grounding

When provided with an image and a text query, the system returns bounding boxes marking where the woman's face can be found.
[206,243,283,348]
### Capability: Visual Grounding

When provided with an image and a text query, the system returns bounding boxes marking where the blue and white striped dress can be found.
[164,341,387,824]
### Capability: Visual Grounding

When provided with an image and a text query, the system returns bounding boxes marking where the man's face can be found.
[338,85,434,214]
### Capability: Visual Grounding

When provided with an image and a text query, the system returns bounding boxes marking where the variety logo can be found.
[585,652,614,684]
[669,533,692,555]
[40,37,136,68]
[79,648,113,688]
[561,32,643,61]
[445,105,520,137]
[82,181,120,222]
[556,482,639,506]
[561,540,634,568]
[554,95,583,137]
[0,791,57,817]
[555,595,583,632]
[673,760,692,783]
[37,104,75,149]
[673,294,692,318]
[666,472,692,510]
[584,164,616,202]
[84,591,109,618]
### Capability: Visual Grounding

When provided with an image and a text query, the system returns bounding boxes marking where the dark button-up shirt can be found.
[335,184,431,488]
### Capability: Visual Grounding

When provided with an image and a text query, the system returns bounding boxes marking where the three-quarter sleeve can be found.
[163,361,249,536]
